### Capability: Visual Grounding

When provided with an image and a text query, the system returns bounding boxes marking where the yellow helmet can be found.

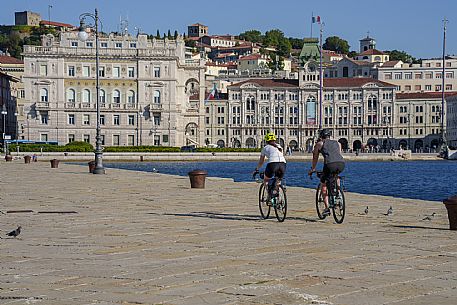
[264,132,276,142]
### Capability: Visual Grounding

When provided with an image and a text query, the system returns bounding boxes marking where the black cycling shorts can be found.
[265,162,286,179]
[321,162,345,184]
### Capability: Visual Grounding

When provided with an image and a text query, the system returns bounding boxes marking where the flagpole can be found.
[311,12,313,38]
[319,21,324,130]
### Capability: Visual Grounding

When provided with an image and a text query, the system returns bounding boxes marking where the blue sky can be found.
[1,0,455,59]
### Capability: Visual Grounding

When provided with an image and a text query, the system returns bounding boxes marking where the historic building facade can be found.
[22,32,206,147]
[446,94,457,148]
[226,77,396,151]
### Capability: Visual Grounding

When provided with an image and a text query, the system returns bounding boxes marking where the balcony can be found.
[110,103,121,109]
[65,102,76,108]
[35,102,50,109]
[81,103,92,109]
[150,103,163,111]
[125,103,136,110]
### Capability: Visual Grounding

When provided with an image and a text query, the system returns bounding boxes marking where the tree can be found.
[323,36,350,54]
[167,30,172,39]
[289,37,304,50]
[239,30,263,43]
[155,30,160,39]
[173,30,178,39]
[277,38,291,57]
[385,49,419,64]
[268,54,284,72]
[263,29,284,47]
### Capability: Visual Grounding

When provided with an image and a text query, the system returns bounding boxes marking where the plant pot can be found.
[443,195,457,230]
[50,159,59,168]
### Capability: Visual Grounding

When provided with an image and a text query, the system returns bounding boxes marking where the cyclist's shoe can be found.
[323,208,331,217]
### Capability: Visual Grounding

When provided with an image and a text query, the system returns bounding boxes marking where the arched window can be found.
[154,90,161,103]
[40,88,48,102]
[368,95,378,110]
[99,89,106,103]
[67,89,75,103]
[128,90,135,104]
[113,90,120,104]
[82,89,91,103]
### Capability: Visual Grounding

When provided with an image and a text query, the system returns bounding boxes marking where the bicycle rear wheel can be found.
[258,183,270,219]
[315,183,326,219]
[331,187,345,224]
[274,185,287,222]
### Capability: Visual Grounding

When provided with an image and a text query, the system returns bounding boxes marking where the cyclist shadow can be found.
[165,212,261,221]
[164,212,318,222]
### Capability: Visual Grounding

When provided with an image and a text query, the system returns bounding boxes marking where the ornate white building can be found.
[22,32,206,147]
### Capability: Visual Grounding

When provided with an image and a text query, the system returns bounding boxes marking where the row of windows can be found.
[37,113,155,126]
[402,84,453,91]
[385,71,454,80]
[70,41,137,49]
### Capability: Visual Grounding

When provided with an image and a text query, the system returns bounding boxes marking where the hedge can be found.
[8,143,261,153]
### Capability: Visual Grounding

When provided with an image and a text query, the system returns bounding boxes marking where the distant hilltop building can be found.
[15,11,41,26]
[13,11,75,31]
[188,23,208,38]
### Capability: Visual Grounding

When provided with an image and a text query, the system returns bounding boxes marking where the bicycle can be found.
[254,172,287,222]
[311,171,345,224]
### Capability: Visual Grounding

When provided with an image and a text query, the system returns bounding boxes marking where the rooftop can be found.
[0,56,23,65]
[396,92,457,100]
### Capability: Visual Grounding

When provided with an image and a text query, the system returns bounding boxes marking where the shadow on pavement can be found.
[163,211,318,222]
[389,224,450,231]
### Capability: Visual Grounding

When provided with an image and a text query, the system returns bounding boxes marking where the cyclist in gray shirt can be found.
[308,129,345,216]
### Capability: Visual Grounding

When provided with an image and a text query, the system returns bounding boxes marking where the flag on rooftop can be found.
[312,16,321,24]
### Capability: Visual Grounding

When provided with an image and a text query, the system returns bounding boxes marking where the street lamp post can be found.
[79,9,105,174]
[139,111,143,146]
[1,105,7,154]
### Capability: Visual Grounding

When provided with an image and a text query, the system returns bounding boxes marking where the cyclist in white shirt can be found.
[253,133,287,186]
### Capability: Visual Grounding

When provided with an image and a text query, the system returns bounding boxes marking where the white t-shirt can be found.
[261,144,286,163]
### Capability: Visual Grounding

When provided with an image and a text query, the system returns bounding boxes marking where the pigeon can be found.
[384,206,393,216]
[422,212,436,221]
[6,226,21,238]
[364,206,369,215]
[152,168,158,173]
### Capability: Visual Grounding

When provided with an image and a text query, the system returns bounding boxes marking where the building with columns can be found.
[21,32,206,147]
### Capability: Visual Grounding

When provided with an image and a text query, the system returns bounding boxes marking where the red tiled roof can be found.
[359,49,385,56]
[345,57,375,66]
[380,60,402,67]
[396,92,457,100]
[239,54,264,61]
[229,79,299,88]
[40,20,75,28]
[229,78,395,89]
[324,78,395,88]
[0,56,23,64]
[190,23,207,27]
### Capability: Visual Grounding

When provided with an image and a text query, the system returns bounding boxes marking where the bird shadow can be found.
[388,224,452,231]
[163,211,318,223]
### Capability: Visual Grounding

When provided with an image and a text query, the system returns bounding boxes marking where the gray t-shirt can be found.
[320,139,344,164]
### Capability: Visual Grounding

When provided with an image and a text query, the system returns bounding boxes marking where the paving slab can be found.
[0,161,456,304]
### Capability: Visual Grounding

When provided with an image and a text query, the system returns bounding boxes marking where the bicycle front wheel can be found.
[315,183,326,219]
[258,183,270,219]
[331,187,345,224]
[274,185,287,222]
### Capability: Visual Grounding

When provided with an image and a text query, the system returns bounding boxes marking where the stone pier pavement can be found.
[0,161,456,305]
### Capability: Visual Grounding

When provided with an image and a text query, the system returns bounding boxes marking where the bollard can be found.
[140,155,144,162]
[24,155,31,164]
[443,195,457,230]
[188,169,208,189]
[5,155,12,162]
[50,159,59,168]
[88,161,96,173]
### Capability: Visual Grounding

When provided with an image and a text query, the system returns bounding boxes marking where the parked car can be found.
[180,145,196,152]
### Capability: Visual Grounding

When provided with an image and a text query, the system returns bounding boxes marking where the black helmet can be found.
[319,129,331,139]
